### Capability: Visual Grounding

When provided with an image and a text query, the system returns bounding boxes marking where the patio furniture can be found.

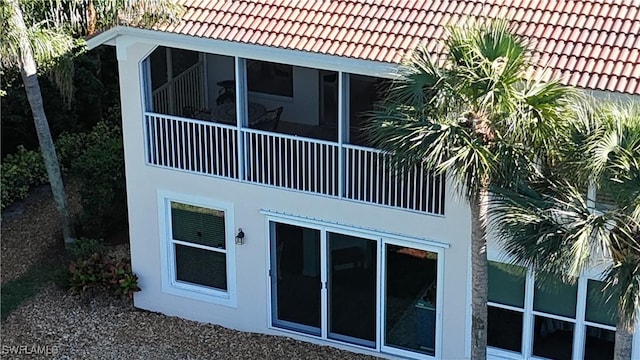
[216,80,235,105]
[212,102,267,125]
[182,106,212,120]
[254,106,284,131]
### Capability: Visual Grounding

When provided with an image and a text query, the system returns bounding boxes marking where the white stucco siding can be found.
[117,37,473,359]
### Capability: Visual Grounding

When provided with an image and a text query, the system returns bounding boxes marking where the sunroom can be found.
[142,46,445,216]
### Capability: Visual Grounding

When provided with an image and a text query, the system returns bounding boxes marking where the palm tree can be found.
[0,0,182,246]
[367,21,575,360]
[491,101,640,360]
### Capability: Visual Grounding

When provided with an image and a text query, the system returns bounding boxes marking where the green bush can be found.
[71,121,126,238]
[1,121,127,239]
[67,237,107,260]
[67,253,139,298]
[55,131,88,172]
[63,240,140,299]
[0,146,47,209]
[1,131,88,210]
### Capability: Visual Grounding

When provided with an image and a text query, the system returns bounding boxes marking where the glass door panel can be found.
[384,244,438,356]
[271,222,321,335]
[327,232,377,347]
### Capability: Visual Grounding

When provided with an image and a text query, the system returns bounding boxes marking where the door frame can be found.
[263,212,446,359]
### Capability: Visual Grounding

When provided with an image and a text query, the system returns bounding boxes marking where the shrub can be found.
[67,237,107,260]
[71,122,126,237]
[55,131,88,172]
[1,121,128,238]
[0,146,47,209]
[66,248,140,299]
[1,131,87,210]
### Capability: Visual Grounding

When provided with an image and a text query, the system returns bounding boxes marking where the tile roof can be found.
[164,0,640,95]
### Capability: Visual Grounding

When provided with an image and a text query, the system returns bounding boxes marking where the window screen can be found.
[171,203,225,249]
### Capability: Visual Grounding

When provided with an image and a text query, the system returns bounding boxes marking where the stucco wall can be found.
[116,37,474,359]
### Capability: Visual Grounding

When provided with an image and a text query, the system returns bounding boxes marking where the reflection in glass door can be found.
[270,220,441,357]
[270,222,321,335]
[384,244,438,356]
[327,232,377,347]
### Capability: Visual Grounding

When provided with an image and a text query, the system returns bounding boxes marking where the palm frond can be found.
[367,20,573,201]
[602,253,640,331]
[366,104,496,200]
[490,178,637,277]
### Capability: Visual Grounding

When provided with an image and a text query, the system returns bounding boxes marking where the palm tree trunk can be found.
[614,305,633,360]
[470,185,489,360]
[10,0,75,246]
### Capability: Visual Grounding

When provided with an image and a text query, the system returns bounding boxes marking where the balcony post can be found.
[235,57,247,181]
[338,72,350,197]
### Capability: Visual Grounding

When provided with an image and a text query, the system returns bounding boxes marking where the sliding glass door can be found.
[383,244,438,356]
[270,220,442,358]
[327,232,377,347]
[270,222,321,335]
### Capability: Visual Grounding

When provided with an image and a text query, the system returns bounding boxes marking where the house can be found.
[87,1,639,359]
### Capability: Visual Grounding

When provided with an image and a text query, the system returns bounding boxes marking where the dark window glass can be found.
[149,46,168,90]
[488,261,526,308]
[171,48,199,76]
[533,316,574,360]
[175,244,227,290]
[247,60,293,97]
[328,232,377,348]
[385,244,438,356]
[271,223,321,336]
[585,279,616,326]
[487,306,523,353]
[348,74,390,147]
[171,203,225,249]
[533,275,578,318]
[584,326,614,360]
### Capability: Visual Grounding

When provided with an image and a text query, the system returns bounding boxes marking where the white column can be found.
[235,57,247,181]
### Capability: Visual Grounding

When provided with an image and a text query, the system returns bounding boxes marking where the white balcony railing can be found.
[344,144,445,214]
[145,113,239,179]
[152,62,205,116]
[243,129,340,196]
[144,113,445,216]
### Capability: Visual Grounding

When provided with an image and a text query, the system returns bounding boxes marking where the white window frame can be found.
[158,190,237,307]
[487,260,619,360]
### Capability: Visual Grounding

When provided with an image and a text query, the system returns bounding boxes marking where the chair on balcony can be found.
[255,106,283,131]
[182,106,212,120]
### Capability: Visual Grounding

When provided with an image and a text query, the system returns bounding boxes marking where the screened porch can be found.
[142,47,445,216]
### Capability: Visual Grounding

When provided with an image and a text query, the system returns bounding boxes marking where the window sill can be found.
[162,281,237,308]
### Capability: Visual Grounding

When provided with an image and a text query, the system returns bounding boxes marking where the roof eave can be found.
[85,27,123,50]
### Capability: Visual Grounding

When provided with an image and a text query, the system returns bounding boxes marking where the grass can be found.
[1,262,62,320]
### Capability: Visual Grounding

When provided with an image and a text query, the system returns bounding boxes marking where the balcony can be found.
[142,47,445,216]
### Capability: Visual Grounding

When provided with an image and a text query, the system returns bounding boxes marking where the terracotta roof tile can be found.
[165,0,640,95]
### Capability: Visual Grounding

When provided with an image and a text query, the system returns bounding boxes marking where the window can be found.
[246,60,293,97]
[488,261,618,360]
[159,192,236,306]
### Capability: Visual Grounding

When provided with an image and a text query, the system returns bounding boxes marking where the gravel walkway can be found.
[1,182,380,359]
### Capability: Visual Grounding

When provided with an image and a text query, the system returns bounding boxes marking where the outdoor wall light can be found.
[235,228,245,245]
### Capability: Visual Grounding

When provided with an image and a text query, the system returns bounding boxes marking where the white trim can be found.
[88,27,399,78]
[464,244,472,359]
[633,324,640,360]
[157,189,237,307]
[259,209,450,249]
